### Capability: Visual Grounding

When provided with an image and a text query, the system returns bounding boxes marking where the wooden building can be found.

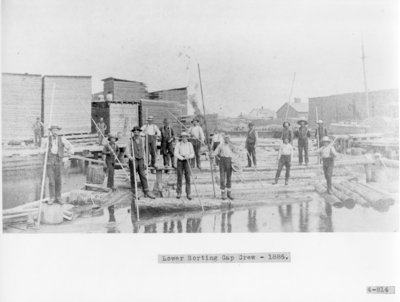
[102,77,148,102]
[308,89,399,128]
[276,100,309,122]
[149,87,188,115]
[2,73,42,142]
[43,75,92,135]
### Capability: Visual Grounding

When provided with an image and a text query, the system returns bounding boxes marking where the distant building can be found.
[102,77,148,102]
[308,89,399,127]
[276,98,309,121]
[245,106,276,119]
[149,87,188,114]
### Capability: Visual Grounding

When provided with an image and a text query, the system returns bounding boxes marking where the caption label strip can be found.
[367,286,395,294]
[159,253,291,264]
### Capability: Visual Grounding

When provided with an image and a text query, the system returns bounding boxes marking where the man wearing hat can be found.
[32,117,44,147]
[213,134,237,200]
[141,116,161,168]
[296,118,311,165]
[174,131,194,200]
[102,134,120,222]
[245,122,258,167]
[160,118,175,171]
[189,118,205,169]
[281,121,293,144]
[315,120,328,147]
[318,136,338,194]
[44,125,74,204]
[97,117,107,145]
[126,126,156,199]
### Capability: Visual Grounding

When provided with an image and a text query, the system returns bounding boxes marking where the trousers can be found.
[129,158,149,194]
[298,139,309,164]
[47,154,62,201]
[275,155,291,181]
[191,140,202,168]
[146,135,157,166]
[162,141,175,168]
[34,131,42,147]
[246,144,256,167]
[177,159,191,196]
[322,158,334,190]
[219,157,232,190]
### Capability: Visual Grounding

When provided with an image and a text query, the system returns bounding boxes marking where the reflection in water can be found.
[318,203,334,232]
[144,224,157,233]
[247,209,258,232]
[187,218,202,233]
[299,202,309,232]
[278,205,293,232]
[221,210,233,233]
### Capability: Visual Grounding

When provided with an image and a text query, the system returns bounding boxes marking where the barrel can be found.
[86,165,106,184]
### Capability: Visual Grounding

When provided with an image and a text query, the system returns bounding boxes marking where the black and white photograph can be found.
[1,0,399,300]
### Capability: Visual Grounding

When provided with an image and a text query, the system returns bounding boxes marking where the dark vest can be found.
[246,129,256,145]
[132,137,144,159]
[48,136,64,158]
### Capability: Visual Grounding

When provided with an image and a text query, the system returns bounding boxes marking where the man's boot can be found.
[221,190,227,200]
[144,191,156,199]
[176,193,181,199]
[187,195,192,200]
[272,179,278,185]
[285,179,289,186]
[227,190,234,201]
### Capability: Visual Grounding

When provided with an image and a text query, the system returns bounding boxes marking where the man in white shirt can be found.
[273,138,293,185]
[141,116,161,168]
[174,131,194,200]
[213,134,236,200]
[43,125,74,204]
[189,118,205,169]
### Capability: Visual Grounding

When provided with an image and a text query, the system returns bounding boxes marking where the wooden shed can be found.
[102,77,148,102]
[91,101,140,145]
[2,73,42,142]
[43,75,92,135]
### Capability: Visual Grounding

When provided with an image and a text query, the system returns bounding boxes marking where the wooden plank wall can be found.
[43,76,92,135]
[109,103,139,139]
[141,99,185,136]
[2,73,42,142]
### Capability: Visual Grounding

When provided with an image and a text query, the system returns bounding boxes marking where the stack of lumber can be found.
[43,75,92,134]
[109,102,139,137]
[2,73,42,142]
[103,78,148,102]
[141,99,185,135]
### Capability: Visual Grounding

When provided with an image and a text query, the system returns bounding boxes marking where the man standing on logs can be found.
[141,116,161,168]
[245,122,258,167]
[189,118,205,170]
[97,117,107,145]
[273,138,293,186]
[318,136,338,194]
[213,134,237,201]
[33,117,44,147]
[126,126,156,200]
[296,118,311,166]
[102,134,120,222]
[160,118,175,171]
[282,121,293,145]
[174,131,194,200]
[44,125,74,204]
[315,120,328,147]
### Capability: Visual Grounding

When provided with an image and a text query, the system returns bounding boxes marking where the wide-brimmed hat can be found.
[163,118,169,123]
[297,118,308,125]
[192,118,200,123]
[49,125,61,131]
[248,122,254,127]
[282,121,291,127]
[181,131,189,137]
[322,136,331,143]
[147,116,154,121]
[108,134,118,141]
[317,120,324,124]
[131,126,142,132]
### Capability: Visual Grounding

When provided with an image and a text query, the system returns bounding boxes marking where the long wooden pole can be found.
[197,64,216,198]
[284,72,296,121]
[36,83,56,226]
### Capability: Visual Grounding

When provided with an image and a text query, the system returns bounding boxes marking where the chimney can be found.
[294,97,301,103]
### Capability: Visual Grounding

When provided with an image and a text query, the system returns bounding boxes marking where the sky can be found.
[2,0,399,116]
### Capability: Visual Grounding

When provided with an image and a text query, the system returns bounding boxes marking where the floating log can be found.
[84,183,111,193]
[332,182,369,208]
[340,181,395,212]
[320,183,355,209]
[70,155,105,165]
[313,182,343,208]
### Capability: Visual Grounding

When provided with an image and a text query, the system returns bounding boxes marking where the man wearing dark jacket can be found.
[160,118,175,170]
[281,121,293,144]
[245,122,258,167]
[296,119,311,165]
